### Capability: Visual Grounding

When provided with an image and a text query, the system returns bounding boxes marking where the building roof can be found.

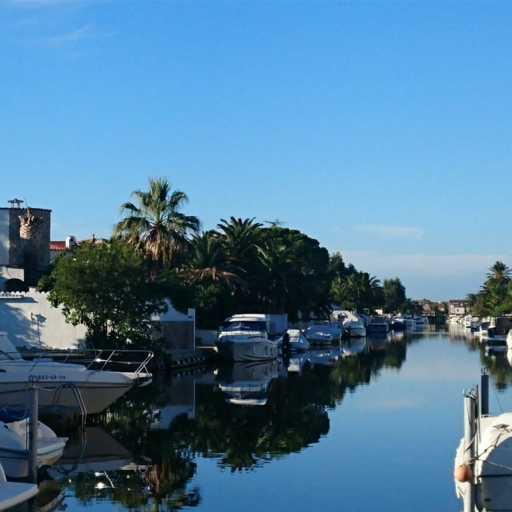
[49,241,67,252]
[0,207,51,213]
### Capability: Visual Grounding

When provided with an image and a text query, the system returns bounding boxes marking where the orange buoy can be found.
[454,464,473,482]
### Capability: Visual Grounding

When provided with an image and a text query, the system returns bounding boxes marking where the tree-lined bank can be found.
[40,178,409,346]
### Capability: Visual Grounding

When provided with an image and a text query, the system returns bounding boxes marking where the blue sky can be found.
[1,0,511,300]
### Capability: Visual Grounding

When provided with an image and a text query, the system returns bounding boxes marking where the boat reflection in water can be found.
[15,331,411,511]
[341,338,367,357]
[216,360,283,406]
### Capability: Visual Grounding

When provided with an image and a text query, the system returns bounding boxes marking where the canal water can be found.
[34,329,512,511]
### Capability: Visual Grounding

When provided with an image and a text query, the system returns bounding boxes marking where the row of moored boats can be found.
[215,312,430,362]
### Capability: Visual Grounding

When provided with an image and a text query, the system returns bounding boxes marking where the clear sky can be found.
[1,0,511,300]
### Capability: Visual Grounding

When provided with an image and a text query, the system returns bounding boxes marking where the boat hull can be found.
[0,381,133,415]
[217,339,279,362]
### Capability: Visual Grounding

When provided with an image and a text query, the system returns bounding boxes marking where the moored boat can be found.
[454,375,512,511]
[0,334,153,415]
[341,312,366,338]
[304,322,343,345]
[216,314,284,362]
[366,318,389,337]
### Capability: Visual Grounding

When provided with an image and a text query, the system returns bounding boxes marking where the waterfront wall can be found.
[153,304,196,353]
[0,290,87,350]
[0,291,196,353]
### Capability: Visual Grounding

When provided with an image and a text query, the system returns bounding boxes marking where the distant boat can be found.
[391,318,406,332]
[414,316,429,331]
[341,312,366,338]
[366,318,389,337]
[304,322,343,345]
[0,462,38,511]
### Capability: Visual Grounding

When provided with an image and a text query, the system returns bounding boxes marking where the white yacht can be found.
[216,315,283,362]
[0,463,38,511]
[341,312,366,338]
[286,329,310,351]
[0,334,153,415]
[0,416,67,478]
[304,322,343,345]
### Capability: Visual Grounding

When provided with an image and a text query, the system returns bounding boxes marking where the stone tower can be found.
[0,204,51,287]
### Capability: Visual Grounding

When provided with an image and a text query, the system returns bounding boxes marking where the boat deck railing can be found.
[0,349,154,379]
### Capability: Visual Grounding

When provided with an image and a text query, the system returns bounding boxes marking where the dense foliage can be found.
[47,241,169,346]
[467,261,512,316]
[41,178,410,339]
[382,278,407,313]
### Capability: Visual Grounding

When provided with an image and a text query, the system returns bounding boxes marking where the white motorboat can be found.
[0,462,38,511]
[341,312,366,338]
[217,361,279,406]
[0,414,67,478]
[286,329,310,351]
[455,380,512,511]
[304,322,343,345]
[0,333,153,415]
[216,315,283,362]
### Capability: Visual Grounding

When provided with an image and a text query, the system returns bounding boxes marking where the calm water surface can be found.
[39,329,512,512]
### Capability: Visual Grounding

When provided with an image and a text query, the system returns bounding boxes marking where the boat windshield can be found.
[222,321,267,333]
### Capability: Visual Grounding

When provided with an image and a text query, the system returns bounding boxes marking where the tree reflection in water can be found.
[447,325,512,391]
[54,335,409,509]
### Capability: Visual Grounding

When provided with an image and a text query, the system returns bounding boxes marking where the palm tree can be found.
[114,178,200,268]
[487,261,511,284]
[185,232,244,288]
[216,217,263,265]
[256,238,297,311]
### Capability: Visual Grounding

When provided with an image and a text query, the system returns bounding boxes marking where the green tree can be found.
[48,241,168,347]
[382,278,406,313]
[185,232,243,288]
[217,217,263,268]
[114,177,200,269]
[331,271,383,312]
